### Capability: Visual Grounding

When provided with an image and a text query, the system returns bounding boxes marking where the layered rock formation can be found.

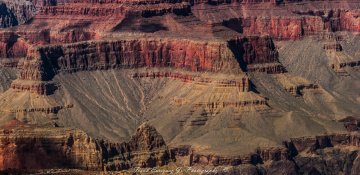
[285,84,319,97]
[1,0,360,174]
[171,133,360,172]
[0,119,103,171]
[0,0,69,28]
[323,43,343,52]
[10,79,57,95]
[338,116,360,132]
[0,0,36,28]
[0,119,173,171]
[0,104,73,114]
[12,35,280,94]
[3,118,360,174]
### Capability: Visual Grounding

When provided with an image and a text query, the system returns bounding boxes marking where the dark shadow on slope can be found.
[0,3,18,28]
[227,39,247,72]
[60,21,92,32]
[39,47,65,81]
[222,18,244,33]
[139,23,168,33]
[112,18,168,33]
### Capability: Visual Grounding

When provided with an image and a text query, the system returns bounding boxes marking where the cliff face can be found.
[102,123,172,170]
[9,34,282,95]
[224,16,323,40]
[0,0,70,28]
[18,37,266,80]
[0,1,36,28]
[0,119,103,170]
[3,118,360,174]
[197,3,360,41]
[228,36,285,73]
[0,119,173,171]
[171,133,360,175]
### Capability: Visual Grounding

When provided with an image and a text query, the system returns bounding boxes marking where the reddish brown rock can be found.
[228,36,279,65]
[339,116,360,132]
[219,7,360,41]
[0,119,103,171]
[227,36,285,73]
[0,119,173,171]
[38,4,126,17]
[171,133,360,168]
[19,37,259,82]
[257,147,290,162]
[133,71,197,82]
[171,145,289,167]
[0,0,70,28]
[223,16,324,40]
[0,32,29,58]
[10,80,58,95]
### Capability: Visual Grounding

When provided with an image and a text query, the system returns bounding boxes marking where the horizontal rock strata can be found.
[0,119,173,171]
[10,80,57,95]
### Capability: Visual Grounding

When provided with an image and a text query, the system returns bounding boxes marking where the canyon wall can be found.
[69,0,276,5]
[218,8,360,40]
[228,36,285,73]
[0,119,173,171]
[18,38,246,82]
[172,133,360,171]
[0,119,103,170]
[2,33,281,94]
[0,0,70,28]
[2,118,360,174]
[0,1,36,28]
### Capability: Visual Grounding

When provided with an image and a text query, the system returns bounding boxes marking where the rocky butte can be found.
[0,0,360,174]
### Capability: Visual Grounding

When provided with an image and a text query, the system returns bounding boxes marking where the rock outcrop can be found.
[171,133,360,171]
[0,1,36,28]
[228,36,285,73]
[10,79,57,95]
[323,43,342,52]
[284,84,319,97]
[0,119,173,171]
[0,119,103,171]
[339,116,360,132]
[0,0,69,28]
[329,60,360,76]
[330,60,360,70]
[133,71,197,82]
[0,105,73,114]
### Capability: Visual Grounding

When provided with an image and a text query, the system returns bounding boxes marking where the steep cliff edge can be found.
[12,35,281,94]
